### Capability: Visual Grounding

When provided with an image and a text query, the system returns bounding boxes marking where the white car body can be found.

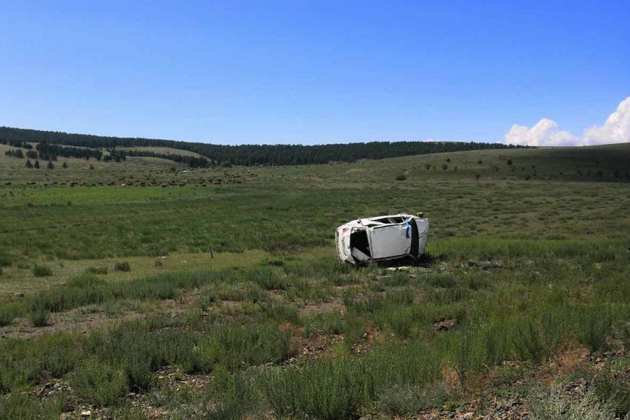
[335,213,429,265]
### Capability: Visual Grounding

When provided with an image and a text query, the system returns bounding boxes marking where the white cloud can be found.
[583,96,630,145]
[504,96,630,146]
[504,118,577,146]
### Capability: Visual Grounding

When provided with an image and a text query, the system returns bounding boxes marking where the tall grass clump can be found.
[0,303,21,327]
[262,358,372,420]
[115,261,132,272]
[32,264,53,277]
[592,366,630,417]
[262,340,443,420]
[0,393,62,420]
[510,318,547,364]
[72,358,128,406]
[0,333,81,393]
[83,322,179,392]
[28,303,50,327]
[201,367,259,419]
[580,307,613,353]
[0,254,12,268]
[251,267,290,290]
[185,323,292,373]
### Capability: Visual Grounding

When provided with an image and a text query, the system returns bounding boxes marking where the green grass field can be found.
[1,143,630,419]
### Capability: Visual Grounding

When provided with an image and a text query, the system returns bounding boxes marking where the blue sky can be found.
[0,0,628,145]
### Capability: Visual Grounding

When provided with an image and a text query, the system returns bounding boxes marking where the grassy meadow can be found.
[1,143,630,419]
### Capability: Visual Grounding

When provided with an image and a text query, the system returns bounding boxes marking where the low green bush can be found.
[249,267,289,290]
[262,339,443,420]
[581,308,613,353]
[32,264,53,277]
[529,388,615,420]
[115,262,132,272]
[0,333,80,393]
[0,306,16,327]
[185,323,292,373]
[263,358,371,420]
[0,392,62,420]
[72,359,128,406]
[592,366,630,417]
[510,318,547,364]
[0,255,12,268]
[28,306,50,327]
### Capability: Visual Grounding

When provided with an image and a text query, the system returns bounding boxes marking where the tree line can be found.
[0,138,33,149]
[36,142,104,161]
[0,126,527,167]
[4,140,210,168]
[121,150,211,168]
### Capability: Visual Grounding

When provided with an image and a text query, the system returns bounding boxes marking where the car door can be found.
[368,223,411,259]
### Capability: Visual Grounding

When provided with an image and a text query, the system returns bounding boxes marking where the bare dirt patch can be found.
[297,298,345,317]
[0,309,143,339]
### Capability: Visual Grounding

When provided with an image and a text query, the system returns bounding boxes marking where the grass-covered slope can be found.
[0,143,629,419]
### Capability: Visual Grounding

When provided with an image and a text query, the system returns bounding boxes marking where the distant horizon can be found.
[3,123,629,148]
[0,124,507,147]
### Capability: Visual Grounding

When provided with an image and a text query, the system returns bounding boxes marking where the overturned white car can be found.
[336,213,429,265]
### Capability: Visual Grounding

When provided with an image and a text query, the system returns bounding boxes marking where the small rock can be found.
[386,266,411,272]
[81,410,91,417]
[13,292,25,298]
[482,262,503,271]
[434,319,456,332]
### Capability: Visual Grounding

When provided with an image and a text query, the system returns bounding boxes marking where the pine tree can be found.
[26,159,33,168]
[47,161,54,170]
[62,162,68,169]
[34,160,40,169]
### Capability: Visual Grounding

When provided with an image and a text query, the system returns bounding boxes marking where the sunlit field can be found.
[1,143,630,419]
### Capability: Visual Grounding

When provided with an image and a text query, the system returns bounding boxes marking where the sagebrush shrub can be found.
[262,359,370,420]
[32,264,53,277]
[28,305,50,327]
[377,384,452,416]
[581,308,612,353]
[0,393,61,420]
[185,323,292,373]
[72,359,128,406]
[115,262,131,272]
[592,367,630,417]
[0,254,13,267]
[529,388,616,420]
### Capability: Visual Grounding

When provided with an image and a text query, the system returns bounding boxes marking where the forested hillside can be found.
[0,126,524,166]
